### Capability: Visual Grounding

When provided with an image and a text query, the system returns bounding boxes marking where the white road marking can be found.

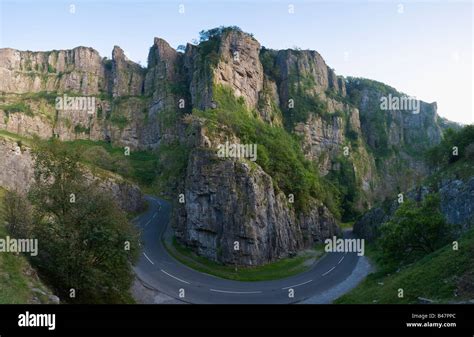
[143,252,154,265]
[210,289,262,294]
[161,269,190,285]
[153,213,157,218]
[145,220,151,227]
[322,266,336,276]
[281,279,313,290]
[338,256,345,264]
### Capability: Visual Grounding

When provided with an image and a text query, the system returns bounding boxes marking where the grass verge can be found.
[164,236,325,282]
[335,229,474,304]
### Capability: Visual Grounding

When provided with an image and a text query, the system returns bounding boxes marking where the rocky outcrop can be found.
[111,46,145,97]
[0,137,35,192]
[0,137,143,212]
[213,30,264,110]
[0,47,106,95]
[440,178,474,231]
[275,49,346,106]
[175,146,339,266]
[354,177,474,242]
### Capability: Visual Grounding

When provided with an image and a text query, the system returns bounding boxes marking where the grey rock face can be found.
[440,178,474,231]
[0,137,35,192]
[175,147,340,266]
[184,43,214,110]
[111,46,145,97]
[353,207,392,242]
[0,47,106,95]
[354,178,474,241]
[213,30,264,110]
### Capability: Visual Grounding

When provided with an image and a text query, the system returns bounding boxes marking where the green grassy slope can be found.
[335,229,474,304]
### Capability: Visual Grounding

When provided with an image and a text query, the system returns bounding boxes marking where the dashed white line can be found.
[153,213,157,218]
[210,289,262,294]
[338,256,345,264]
[161,269,190,285]
[145,220,151,227]
[281,279,313,290]
[143,252,154,265]
[322,266,336,276]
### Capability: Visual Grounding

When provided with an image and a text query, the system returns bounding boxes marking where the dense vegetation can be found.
[60,139,158,186]
[377,194,454,266]
[3,139,140,303]
[336,228,474,304]
[426,125,474,167]
[0,187,56,304]
[326,156,362,221]
[338,127,474,303]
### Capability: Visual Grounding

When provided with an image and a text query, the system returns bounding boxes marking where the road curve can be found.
[133,196,362,304]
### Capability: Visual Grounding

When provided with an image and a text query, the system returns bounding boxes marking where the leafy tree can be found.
[3,190,32,237]
[377,194,454,266]
[426,125,474,166]
[198,26,243,42]
[27,139,139,303]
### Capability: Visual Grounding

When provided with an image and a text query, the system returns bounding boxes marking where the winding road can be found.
[133,196,364,304]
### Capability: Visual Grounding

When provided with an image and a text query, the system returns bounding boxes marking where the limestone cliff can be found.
[174,117,340,265]
[0,27,457,266]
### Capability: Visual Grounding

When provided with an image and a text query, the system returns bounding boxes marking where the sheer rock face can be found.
[213,31,264,110]
[275,49,345,105]
[145,38,181,103]
[111,46,145,97]
[0,110,53,139]
[0,138,143,212]
[0,47,106,95]
[440,178,474,231]
[184,43,214,111]
[174,144,340,266]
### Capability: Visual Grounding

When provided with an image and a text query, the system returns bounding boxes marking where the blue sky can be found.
[0,0,472,124]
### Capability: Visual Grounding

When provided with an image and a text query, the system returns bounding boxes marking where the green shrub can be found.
[0,102,33,116]
[377,194,455,266]
[74,125,90,134]
[426,125,474,167]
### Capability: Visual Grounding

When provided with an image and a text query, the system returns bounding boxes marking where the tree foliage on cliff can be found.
[426,125,474,167]
[21,139,139,303]
[377,194,454,266]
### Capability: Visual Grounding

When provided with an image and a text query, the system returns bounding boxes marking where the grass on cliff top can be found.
[165,236,325,282]
[0,129,33,145]
[0,130,159,190]
[335,229,474,304]
[50,139,158,187]
[0,187,53,304]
